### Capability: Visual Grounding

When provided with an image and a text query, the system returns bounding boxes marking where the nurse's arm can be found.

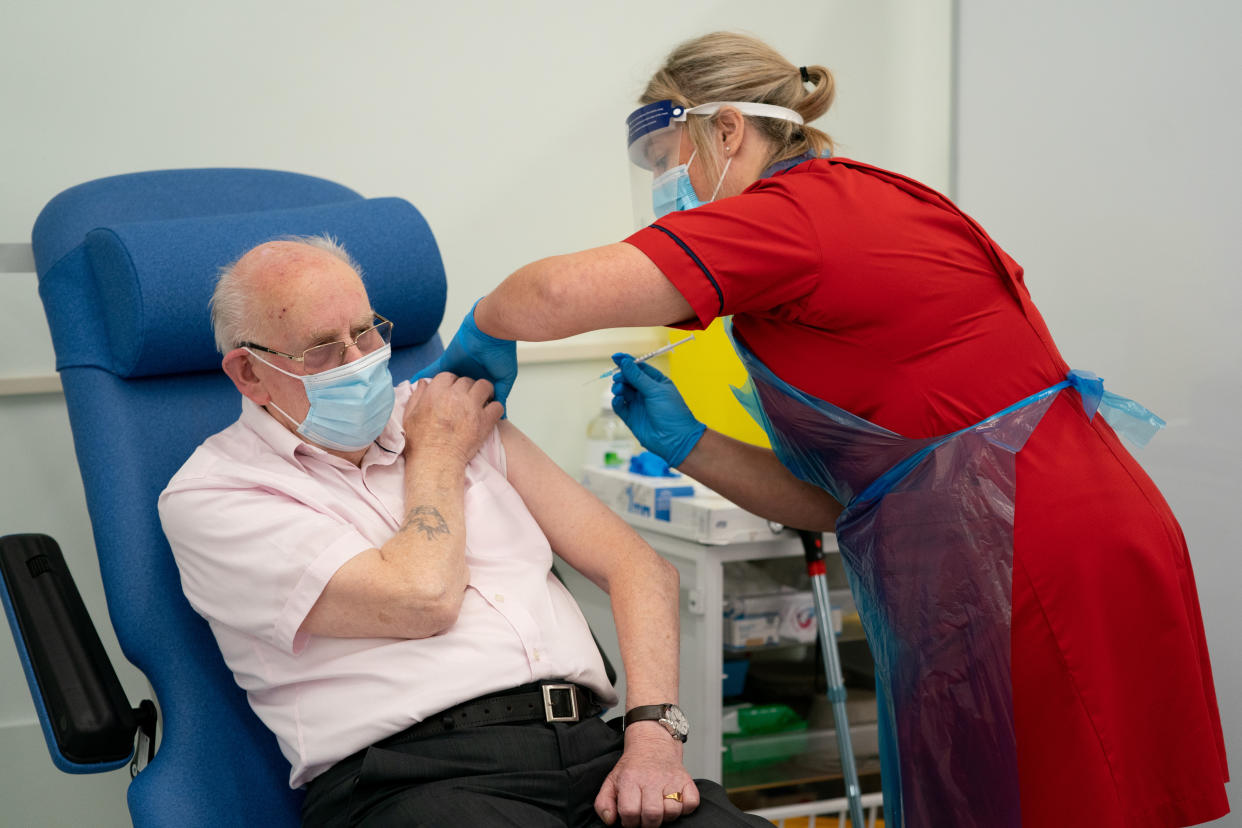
[476,243,693,340]
[677,429,843,533]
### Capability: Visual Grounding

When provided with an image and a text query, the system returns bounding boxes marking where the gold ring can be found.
[664,792,683,803]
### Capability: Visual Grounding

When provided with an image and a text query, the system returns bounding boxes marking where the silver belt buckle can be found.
[541,684,580,723]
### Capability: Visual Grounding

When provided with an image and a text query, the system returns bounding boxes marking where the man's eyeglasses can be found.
[241,314,393,374]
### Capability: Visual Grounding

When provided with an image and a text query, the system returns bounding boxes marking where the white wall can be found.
[0,1,951,823]
[956,1,1239,823]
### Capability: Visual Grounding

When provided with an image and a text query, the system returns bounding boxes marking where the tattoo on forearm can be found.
[403,505,450,541]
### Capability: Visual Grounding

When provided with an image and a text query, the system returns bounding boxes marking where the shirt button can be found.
[533,649,542,662]
[494,593,504,603]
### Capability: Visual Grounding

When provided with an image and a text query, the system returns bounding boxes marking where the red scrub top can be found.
[625,158,1229,827]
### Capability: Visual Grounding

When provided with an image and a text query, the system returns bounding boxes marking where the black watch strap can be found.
[623,705,666,728]
[623,703,688,742]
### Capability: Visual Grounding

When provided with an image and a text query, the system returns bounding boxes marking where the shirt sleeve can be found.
[624,177,823,328]
[481,425,505,477]
[158,479,373,656]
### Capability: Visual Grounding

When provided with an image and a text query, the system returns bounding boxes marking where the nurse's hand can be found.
[413,300,517,412]
[610,353,706,468]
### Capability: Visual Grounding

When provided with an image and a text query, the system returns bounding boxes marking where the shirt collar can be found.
[370,400,406,461]
[238,392,407,469]
[240,396,309,462]
[760,149,831,179]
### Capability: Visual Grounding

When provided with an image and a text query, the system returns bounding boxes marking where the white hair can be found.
[209,234,364,354]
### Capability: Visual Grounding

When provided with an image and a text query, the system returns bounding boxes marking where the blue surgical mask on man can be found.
[650,151,733,219]
[247,344,395,451]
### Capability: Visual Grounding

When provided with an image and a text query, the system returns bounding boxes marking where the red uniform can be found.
[625,158,1229,826]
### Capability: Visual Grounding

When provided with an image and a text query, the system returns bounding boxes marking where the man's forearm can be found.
[608,552,682,709]
[297,452,471,640]
[380,453,471,616]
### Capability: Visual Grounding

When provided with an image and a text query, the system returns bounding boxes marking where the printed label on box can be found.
[582,465,697,522]
[723,614,782,649]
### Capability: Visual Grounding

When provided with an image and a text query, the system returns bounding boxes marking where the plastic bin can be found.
[722,659,749,697]
[722,704,809,772]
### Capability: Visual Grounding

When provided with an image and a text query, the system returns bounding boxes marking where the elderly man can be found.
[158,237,767,828]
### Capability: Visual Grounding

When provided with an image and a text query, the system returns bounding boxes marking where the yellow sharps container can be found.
[665,319,770,448]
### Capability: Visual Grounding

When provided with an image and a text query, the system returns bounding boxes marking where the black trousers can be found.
[301,716,769,827]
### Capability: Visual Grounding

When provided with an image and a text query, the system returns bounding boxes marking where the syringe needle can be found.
[584,333,697,384]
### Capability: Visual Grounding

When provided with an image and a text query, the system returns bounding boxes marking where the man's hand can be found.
[403,373,504,466]
[595,724,699,827]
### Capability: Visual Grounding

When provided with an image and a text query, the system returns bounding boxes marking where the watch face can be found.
[662,704,689,740]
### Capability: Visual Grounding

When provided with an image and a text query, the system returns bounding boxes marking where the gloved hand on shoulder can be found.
[413,299,517,410]
[610,353,706,467]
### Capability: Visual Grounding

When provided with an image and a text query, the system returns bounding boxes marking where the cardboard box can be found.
[725,590,818,644]
[581,466,801,547]
[778,592,819,643]
[723,591,788,619]
[667,495,784,545]
[581,465,696,522]
[723,614,782,649]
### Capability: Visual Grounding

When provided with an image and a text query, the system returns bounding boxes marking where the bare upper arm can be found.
[570,242,694,329]
[483,243,695,340]
[498,419,652,592]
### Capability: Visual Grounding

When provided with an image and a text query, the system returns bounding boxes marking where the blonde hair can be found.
[209,234,363,354]
[641,32,836,182]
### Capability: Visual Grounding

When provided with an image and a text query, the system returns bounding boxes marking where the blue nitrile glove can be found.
[413,300,517,409]
[610,353,706,467]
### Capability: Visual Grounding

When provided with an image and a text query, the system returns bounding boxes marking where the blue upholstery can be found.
[31,169,447,826]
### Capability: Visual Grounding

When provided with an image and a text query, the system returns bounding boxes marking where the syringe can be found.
[586,334,696,383]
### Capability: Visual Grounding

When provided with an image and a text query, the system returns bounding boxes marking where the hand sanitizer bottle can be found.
[584,389,638,470]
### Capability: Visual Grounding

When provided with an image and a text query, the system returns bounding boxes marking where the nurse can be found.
[420,32,1229,828]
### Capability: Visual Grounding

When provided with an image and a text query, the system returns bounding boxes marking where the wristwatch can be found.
[623,703,689,742]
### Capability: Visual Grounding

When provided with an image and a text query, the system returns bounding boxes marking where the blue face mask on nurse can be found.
[627,99,806,223]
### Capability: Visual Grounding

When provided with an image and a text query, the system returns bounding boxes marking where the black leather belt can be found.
[378,681,603,748]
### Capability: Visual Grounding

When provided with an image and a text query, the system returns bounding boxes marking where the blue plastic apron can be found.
[727,323,1163,827]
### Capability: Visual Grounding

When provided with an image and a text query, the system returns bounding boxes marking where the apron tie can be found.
[1066,368,1166,447]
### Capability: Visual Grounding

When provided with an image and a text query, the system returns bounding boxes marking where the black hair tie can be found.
[800,66,811,84]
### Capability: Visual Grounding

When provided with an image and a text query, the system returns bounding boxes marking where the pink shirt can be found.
[158,381,617,788]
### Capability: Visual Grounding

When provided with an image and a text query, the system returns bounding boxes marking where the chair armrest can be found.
[0,533,144,772]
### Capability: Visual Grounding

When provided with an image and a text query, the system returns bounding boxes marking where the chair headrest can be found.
[76,196,446,378]
[32,168,364,272]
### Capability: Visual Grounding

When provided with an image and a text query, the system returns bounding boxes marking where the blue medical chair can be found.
[0,169,449,826]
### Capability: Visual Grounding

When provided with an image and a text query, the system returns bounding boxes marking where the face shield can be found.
[627,100,689,228]
[625,100,805,228]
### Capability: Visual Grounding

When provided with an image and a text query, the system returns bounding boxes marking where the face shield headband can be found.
[626,100,805,227]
